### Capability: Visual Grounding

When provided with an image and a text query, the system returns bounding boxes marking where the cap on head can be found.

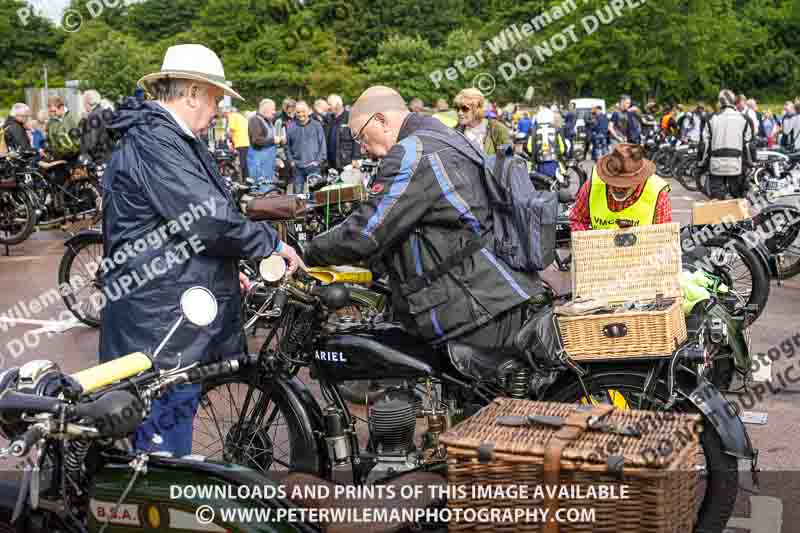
[718,89,736,108]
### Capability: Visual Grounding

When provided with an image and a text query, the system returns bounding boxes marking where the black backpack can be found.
[416,129,557,272]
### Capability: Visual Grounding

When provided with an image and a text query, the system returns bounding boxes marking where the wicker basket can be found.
[558,223,687,360]
[440,398,701,533]
[692,199,750,225]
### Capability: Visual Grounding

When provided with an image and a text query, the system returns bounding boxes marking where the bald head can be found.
[349,86,408,125]
[348,86,410,159]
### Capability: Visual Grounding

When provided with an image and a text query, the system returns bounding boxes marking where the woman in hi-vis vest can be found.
[569,143,672,232]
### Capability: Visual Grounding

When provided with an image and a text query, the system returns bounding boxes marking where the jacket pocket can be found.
[407,286,448,316]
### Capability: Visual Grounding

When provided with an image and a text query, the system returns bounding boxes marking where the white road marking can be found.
[0,317,90,333]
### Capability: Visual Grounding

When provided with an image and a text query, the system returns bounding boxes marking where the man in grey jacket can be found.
[699,89,754,200]
[286,101,326,193]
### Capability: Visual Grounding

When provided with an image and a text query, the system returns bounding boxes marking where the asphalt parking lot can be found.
[0,175,799,530]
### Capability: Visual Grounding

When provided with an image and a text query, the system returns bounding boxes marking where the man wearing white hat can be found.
[100,44,303,456]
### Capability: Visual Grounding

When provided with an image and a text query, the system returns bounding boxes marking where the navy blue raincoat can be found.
[99,99,282,369]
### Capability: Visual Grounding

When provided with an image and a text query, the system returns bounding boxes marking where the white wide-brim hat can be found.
[138,44,244,101]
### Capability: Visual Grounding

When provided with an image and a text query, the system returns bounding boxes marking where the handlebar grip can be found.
[10,425,46,457]
[185,354,256,383]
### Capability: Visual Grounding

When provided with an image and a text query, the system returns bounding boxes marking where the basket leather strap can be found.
[542,404,615,533]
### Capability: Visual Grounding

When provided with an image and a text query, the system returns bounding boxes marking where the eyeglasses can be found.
[354,113,377,146]
[456,105,471,113]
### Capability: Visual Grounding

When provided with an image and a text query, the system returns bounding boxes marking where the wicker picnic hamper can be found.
[691,199,750,225]
[440,398,701,533]
[557,223,687,360]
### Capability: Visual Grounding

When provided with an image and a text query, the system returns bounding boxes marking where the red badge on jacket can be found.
[371,183,385,195]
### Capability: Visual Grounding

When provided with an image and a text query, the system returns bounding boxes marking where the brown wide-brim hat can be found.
[596,143,656,188]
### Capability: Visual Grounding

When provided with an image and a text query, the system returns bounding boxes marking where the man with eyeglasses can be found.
[305,85,543,355]
[100,44,303,456]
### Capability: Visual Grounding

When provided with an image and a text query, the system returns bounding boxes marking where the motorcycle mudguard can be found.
[274,377,326,474]
[63,228,103,250]
[683,378,755,460]
[753,203,800,276]
[544,365,754,460]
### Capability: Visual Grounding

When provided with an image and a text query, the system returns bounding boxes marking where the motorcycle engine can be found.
[366,388,420,484]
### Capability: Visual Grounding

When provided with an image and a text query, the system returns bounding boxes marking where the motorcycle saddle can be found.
[446,342,523,382]
[282,471,446,533]
[38,160,67,170]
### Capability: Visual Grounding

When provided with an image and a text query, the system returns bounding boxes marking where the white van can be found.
[570,98,606,131]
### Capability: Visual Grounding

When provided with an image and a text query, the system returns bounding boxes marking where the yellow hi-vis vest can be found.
[588,167,669,229]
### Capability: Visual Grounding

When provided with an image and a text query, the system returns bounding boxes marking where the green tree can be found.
[0,0,65,108]
[74,32,159,102]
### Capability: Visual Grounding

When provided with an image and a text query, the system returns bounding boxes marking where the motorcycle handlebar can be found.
[185,354,257,383]
[0,391,65,417]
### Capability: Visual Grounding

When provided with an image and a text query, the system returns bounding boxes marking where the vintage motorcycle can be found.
[192,254,757,533]
[18,151,104,231]
[0,151,37,246]
[0,287,447,532]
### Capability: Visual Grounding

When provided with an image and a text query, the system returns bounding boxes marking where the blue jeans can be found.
[247,145,278,193]
[293,164,320,194]
[134,383,201,456]
[592,137,609,161]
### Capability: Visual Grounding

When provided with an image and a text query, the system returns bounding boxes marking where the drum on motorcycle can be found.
[557,223,687,360]
[440,398,702,533]
[313,182,368,207]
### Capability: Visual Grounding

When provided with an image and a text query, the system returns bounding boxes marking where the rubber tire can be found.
[548,371,739,533]
[701,237,770,324]
[58,232,104,327]
[654,151,674,177]
[197,374,324,476]
[0,188,36,245]
[753,208,800,279]
[676,160,700,192]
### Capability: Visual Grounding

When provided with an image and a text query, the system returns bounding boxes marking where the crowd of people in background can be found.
[8,85,797,199]
[1,91,115,168]
[209,93,361,195]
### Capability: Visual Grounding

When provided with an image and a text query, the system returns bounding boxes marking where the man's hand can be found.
[276,243,306,275]
[239,271,251,293]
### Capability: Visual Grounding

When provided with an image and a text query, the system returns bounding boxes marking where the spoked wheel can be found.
[193,374,323,476]
[58,232,104,327]
[550,371,738,533]
[699,237,770,324]
[0,188,36,245]
[754,208,800,279]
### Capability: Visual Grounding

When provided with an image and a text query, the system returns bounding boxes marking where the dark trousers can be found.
[237,147,249,179]
[707,174,747,200]
[456,304,528,351]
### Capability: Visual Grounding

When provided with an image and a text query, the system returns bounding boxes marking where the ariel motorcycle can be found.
[0,287,446,533]
[195,256,757,533]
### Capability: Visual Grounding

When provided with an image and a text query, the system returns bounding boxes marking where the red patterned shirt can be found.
[569,179,672,232]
